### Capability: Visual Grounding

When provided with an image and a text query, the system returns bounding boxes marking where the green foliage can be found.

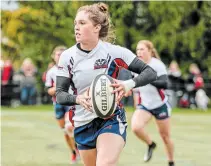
[1,1,211,77]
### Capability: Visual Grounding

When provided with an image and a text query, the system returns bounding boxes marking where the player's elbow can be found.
[55,89,63,104]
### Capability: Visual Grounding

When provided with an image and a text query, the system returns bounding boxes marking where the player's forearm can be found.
[56,91,77,106]
[128,57,157,88]
[133,66,157,88]
[56,76,77,106]
[150,75,168,89]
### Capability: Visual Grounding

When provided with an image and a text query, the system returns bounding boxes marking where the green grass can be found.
[1,106,211,166]
[1,105,54,112]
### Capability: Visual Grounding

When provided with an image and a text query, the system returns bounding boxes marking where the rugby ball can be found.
[90,74,117,119]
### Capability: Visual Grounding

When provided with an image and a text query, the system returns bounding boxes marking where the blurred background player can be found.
[131,40,175,166]
[45,45,79,164]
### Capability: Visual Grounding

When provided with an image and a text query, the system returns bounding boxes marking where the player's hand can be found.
[110,79,126,104]
[124,90,133,97]
[76,88,92,111]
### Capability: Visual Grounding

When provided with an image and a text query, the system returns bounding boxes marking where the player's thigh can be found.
[155,118,171,137]
[131,109,152,130]
[79,148,97,166]
[96,133,125,165]
[155,103,172,136]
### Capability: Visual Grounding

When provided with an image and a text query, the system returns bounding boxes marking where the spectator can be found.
[187,63,204,108]
[180,63,204,109]
[1,59,13,85]
[19,58,38,105]
[187,63,204,89]
[1,59,14,106]
[166,60,184,108]
[195,89,210,110]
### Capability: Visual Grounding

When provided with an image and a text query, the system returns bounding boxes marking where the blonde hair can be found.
[77,2,115,43]
[51,45,67,58]
[189,63,200,74]
[137,40,160,59]
[169,60,179,70]
[21,57,36,73]
[22,58,33,68]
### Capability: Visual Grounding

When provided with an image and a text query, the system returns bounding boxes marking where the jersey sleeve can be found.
[45,69,53,87]
[110,45,136,69]
[153,60,167,77]
[57,50,70,78]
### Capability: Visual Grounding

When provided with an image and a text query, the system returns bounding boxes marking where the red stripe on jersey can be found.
[137,91,142,105]
[111,58,128,79]
[68,109,75,127]
[158,89,165,101]
[114,58,129,69]
[51,79,54,87]
[111,65,119,79]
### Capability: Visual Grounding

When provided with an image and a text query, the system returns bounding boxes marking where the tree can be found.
[1,1,211,77]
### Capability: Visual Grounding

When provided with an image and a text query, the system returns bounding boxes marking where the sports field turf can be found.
[1,105,211,166]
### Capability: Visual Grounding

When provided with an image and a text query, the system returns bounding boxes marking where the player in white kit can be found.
[131,40,175,166]
[56,3,157,166]
[45,46,79,164]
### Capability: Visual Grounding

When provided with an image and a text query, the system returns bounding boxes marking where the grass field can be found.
[1,105,211,166]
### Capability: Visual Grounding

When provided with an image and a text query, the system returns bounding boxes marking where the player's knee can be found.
[159,131,170,143]
[96,157,117,166]
[64,123,74,137]
[131,123,144,134]
[96,150,118,166]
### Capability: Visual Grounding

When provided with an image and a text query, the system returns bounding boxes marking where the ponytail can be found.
[151,48,160,60]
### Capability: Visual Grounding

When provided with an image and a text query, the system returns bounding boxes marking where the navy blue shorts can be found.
[137,103,172,120]
[54,103,70,119]
[74,109,127,150]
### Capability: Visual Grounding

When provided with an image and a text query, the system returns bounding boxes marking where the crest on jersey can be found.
[58,66,63,70]
[94,59,108,69]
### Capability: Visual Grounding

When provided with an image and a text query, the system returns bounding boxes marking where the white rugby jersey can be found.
[57,40,136,127]
[45,65,57,88]
[134,57,168,110]
[45,65,57,102]
[45,65,73,102]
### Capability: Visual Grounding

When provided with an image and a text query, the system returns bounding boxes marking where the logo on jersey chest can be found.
[94,59,108,69]
[58,66,63,70]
